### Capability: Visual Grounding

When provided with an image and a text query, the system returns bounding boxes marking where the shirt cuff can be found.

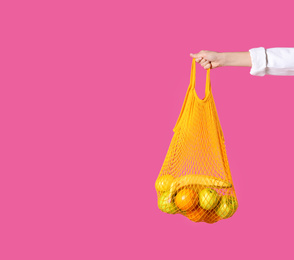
[266,48,294,75]
[249,47,267,76]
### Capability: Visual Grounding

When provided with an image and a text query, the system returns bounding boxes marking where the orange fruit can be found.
[185,207,206,222]
[175,188,198,212]
[202,210,221,224]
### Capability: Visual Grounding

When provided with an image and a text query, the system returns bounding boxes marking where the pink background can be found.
[0,0,294,259]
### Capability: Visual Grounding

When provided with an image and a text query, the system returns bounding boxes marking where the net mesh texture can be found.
[155,58,238,224]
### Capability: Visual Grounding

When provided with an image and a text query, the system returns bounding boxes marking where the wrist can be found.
[218,52,227,67]
[220,52,252,67]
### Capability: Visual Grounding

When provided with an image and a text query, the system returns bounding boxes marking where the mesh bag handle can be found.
[173,58,211,132]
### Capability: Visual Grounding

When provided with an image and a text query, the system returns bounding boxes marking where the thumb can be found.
[190,53,204,60]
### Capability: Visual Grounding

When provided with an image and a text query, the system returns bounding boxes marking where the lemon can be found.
[155,175,174,192]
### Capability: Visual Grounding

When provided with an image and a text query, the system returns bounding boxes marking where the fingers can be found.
[203,63,212,69]
[200,59,209,66]
[199,58,211,69]
[190,53,204,62]
[202,60,212,69]
[190,53,207,63]
[190,53,211,69]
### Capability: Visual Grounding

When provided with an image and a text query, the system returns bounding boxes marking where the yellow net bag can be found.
[155,58,238,224]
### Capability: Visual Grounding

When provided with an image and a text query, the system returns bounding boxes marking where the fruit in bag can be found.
[215,195,238,219]
[202,209,221,224]
[166,175,232,202]
[158,191,178,214]
[155,175,174,192]
[185,207,206,222]
[174,188,198,212]
[199,188,220,210]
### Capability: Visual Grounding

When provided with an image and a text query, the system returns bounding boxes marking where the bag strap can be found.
[173,59,211,132]
[190,58,211,102]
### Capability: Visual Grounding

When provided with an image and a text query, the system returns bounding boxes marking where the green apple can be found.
[158,192,178,214]
[199,188,220,210]
[215,195,238,219]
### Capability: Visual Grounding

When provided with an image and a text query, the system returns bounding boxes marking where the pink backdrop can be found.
[1,0,294,259]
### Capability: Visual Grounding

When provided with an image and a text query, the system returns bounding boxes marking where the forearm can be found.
[221,52,252,67]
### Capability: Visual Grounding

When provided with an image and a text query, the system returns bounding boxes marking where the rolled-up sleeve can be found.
[249,47,294,76]
[249,47,267,76]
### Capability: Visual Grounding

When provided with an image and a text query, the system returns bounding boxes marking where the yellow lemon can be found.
[155,175,174,192]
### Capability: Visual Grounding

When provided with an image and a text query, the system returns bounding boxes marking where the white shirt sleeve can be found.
[249,47,294,76]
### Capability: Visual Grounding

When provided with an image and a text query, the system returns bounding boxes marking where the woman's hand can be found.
[190,50,224,70]
[190,51,252,69]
